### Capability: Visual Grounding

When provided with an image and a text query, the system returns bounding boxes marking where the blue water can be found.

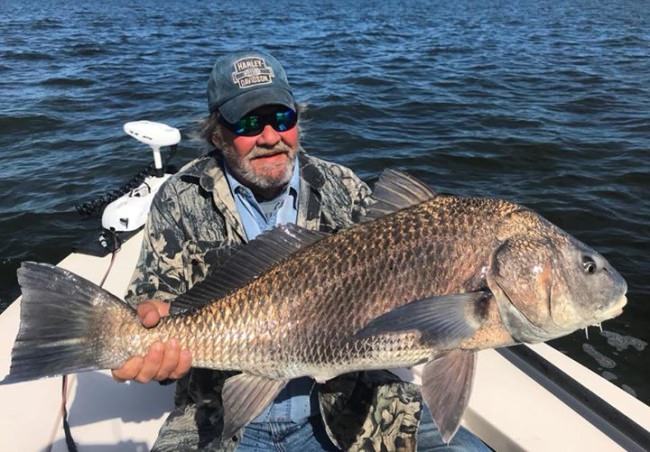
[0,0,648,403]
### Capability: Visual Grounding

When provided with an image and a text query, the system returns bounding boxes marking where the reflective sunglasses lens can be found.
[236,116,261,135]
[224,108,298,136]
[274,109,297,132]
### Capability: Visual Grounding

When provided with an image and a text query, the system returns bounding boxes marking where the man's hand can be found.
[111,300,192,383]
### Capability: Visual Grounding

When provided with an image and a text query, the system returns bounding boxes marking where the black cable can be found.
[61,376,78,452]
[59,229,122,452]
[75,164,157,217]
[75,144,178,218]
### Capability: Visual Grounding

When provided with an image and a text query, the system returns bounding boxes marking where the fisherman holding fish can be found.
[4,49,628,451]
[111,51,488,451]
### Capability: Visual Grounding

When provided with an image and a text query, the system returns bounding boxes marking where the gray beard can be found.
[222,142,297,193]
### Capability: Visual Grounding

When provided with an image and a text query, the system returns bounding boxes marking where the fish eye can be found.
[582,256,597,274]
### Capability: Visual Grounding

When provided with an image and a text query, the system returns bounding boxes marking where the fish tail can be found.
[1,262,134,384]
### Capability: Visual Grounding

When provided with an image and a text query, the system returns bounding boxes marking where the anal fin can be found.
[221,373,288,440]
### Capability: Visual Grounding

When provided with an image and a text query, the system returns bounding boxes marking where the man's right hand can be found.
[111,300,192,383]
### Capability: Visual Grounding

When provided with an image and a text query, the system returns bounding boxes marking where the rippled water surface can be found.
[1,0,648,403]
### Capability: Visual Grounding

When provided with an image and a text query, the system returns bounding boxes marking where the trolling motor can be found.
[101,121,180,232]
[76,121,181,255]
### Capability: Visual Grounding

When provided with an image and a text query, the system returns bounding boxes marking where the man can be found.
[112,50,486,451]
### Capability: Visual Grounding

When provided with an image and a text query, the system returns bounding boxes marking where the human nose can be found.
[256,124,281,147]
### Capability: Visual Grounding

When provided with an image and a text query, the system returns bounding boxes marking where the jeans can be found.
[236,404,489,451]
[417,405,489,451]
[237,416,339,452]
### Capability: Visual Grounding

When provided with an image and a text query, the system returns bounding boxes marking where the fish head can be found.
[486,208,627,343]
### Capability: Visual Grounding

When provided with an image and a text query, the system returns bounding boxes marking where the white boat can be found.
[1,230,649,451]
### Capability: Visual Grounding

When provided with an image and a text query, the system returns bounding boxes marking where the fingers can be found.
[111,356,144,382]
[136,342,165,383]
[170,349,193,380]
[155,339,180,380]
[111,340,192,384]
[112,300,187,384]
[152,300,171,317]
[140,307,162,328]
[152,340,192,381]
[137,301,168,328]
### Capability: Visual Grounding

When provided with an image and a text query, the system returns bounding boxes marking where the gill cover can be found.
[488,235,560,342]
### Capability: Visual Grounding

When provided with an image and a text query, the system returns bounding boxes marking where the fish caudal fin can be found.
[1,262,132,384]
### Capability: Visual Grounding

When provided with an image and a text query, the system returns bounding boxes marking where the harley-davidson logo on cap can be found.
[231,57,275,89]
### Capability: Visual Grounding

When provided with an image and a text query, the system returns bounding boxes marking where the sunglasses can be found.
[220,107,298,136]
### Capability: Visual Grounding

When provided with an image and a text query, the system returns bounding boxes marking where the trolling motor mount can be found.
[100,121,181,233]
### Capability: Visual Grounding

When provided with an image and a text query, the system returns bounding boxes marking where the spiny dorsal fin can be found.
[170,224,329,314]
[362,169,436,222]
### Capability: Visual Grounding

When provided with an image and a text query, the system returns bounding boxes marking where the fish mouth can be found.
[593,294,627,324]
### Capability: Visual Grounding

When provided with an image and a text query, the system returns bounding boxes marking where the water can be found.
[1,0,648,404]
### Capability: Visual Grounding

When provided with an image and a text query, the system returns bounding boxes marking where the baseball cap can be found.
[207,50,296,123]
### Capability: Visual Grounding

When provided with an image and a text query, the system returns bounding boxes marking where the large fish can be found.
[1,170,627,442]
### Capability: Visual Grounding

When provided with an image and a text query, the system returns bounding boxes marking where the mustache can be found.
[247,143,295,160]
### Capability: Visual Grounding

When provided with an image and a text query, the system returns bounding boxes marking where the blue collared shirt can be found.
[224,159,317,424]
[224,159,300,240]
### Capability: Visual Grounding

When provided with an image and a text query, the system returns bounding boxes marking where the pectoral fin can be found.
[422,349,476,443]
[354,292,489,346]
[221,373,288,440]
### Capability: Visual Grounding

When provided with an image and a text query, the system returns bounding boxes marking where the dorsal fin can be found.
[362,169,436,222]
[170,224,329,314]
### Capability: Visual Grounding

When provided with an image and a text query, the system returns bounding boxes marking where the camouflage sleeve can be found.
[124,180,189,308]
[317,158,374,223]
[339,166,374,223]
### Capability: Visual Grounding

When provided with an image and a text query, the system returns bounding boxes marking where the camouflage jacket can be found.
[125,150,424,451]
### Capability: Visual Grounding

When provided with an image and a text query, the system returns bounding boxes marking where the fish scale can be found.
[113,196,507,378]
